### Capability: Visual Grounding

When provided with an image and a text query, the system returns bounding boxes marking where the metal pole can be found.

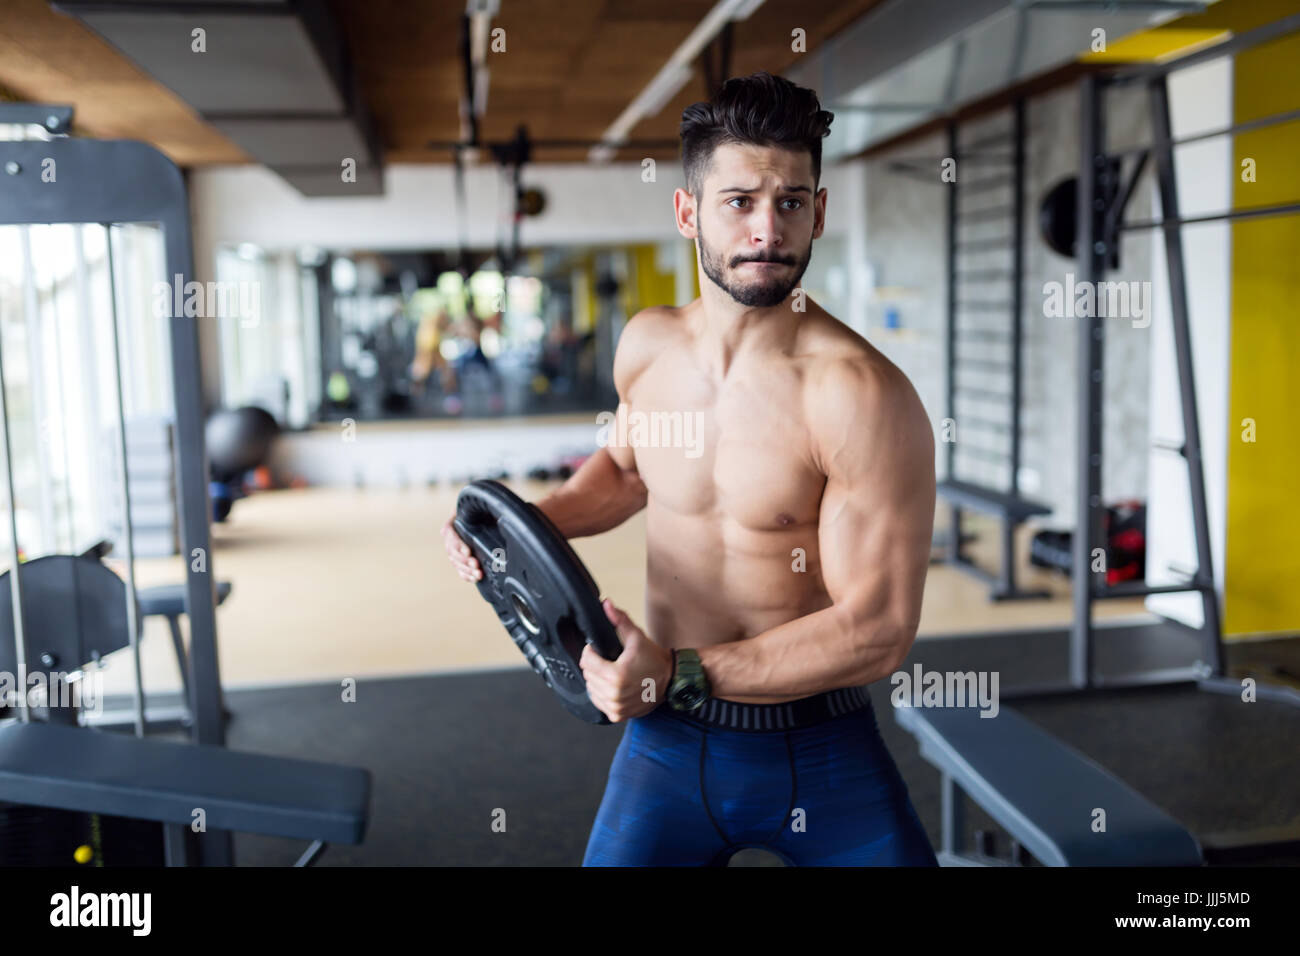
[945,120,958,483]
[105,226,146,737]
[1009,98,1026,496]
[1148,76,1224,676]
[1072,74,1108,690]
[0,299,31,723]
[945,121,963,563]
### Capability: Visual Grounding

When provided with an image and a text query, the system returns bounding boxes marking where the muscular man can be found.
[444,72,937,866]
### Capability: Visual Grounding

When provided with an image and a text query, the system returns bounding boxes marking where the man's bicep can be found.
[817,404,936,658]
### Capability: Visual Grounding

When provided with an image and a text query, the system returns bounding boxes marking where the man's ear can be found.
[812,186,828,240]
[674,187,699,240]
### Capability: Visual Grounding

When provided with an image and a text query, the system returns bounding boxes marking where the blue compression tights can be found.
[582,699,938,866]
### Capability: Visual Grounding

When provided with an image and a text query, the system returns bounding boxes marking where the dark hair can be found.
[679,72,834,196]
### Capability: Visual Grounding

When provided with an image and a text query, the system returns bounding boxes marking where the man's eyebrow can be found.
[717,184,813,195]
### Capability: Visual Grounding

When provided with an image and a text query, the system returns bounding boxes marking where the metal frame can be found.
[0,129,232,865]
[938,99,1050,602]
[925,17,1300,869]
[1068,57,1300,699]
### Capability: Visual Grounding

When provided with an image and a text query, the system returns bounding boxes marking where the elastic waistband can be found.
[662,686,872,733]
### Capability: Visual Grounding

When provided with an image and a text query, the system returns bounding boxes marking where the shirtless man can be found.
[443,72,937,866]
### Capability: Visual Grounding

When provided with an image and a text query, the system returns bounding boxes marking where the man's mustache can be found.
[730,255,795,267]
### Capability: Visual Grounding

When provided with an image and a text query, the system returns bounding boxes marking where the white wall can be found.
[1144,57,1232,628]
[190,157,858,267]
[268,418,603,489]
[188,157,863,409]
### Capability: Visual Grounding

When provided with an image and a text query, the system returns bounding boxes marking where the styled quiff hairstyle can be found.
[679,71,834,197]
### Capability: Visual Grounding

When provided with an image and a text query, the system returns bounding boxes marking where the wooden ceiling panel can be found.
[0,0,247,165]
[1,0,887,167]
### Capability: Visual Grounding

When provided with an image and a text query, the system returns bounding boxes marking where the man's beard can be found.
[698,222,812,308]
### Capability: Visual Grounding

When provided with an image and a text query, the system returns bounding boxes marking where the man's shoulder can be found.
[614,303,690,392]
[798,315,930,445]
[797,315,910,402]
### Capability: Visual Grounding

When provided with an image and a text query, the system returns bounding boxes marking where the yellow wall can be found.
[1225,3,1300,634]
[628,244,679,311]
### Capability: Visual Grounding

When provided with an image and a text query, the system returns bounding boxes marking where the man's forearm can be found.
[696,605,908,700]
[533,447,647,538]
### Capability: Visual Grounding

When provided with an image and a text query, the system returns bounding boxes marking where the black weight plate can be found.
[454,480,621,724]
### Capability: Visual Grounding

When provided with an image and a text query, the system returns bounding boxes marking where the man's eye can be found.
[782,199,803,210]
[728,197,749,208]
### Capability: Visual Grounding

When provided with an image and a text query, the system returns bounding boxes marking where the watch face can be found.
[678,687,705,709]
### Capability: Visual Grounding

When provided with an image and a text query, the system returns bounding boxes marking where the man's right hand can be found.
[442,516,482,582]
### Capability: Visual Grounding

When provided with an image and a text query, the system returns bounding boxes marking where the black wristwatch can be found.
[667,649,710,712]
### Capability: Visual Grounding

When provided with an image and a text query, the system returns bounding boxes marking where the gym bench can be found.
[937,479,1052,601]
[0,721,371,866]
[894,703,1204,866]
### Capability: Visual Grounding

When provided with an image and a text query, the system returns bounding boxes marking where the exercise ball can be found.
[206,406,279,482]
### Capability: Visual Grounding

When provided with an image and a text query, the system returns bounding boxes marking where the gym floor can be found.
[95,481,1300,866]
[104,480,1156,699]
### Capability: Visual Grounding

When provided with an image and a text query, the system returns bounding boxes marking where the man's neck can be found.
[690,282,803,381]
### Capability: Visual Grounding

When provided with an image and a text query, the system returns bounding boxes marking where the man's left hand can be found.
[580,599,674,723]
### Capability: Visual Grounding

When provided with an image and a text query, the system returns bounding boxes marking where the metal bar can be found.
[1173,107,1300,148]
[999,511,1017,595]
[1092,581,1207,599]
[956,205,1012,223]
[0,103,73,134]
[953,385,1012,402]
[1106,151,1149,255]
[163,824,191,867]
[940,772,964,855]
[1028,0,1207,9]
[962,128,1013,151]
[294,840,328,867]
[1072,73,1107,691]
[0,135,234,865]
[948,504,963,563]
[105,227,145,738]
[1121,200,1300,231]
[953,445,1011,464]
[999,668,1205,701]
[955,269,1013,281]
[952,357,1011,373]
[886,162,947,186]
[1010,97,1027,497]
[1199,677,1300,707]
[0,279,30,724]
[17,228,57,555]
[957,176,1012,194]
[956,301,1012,310]
[1109,10,1300,83]
[954,328,1011,340]
[954,237,1013,250]
[945,121,958,483]
[953,415,1011,431]
[1149,75,1225,679]
[1106,107,1300,162]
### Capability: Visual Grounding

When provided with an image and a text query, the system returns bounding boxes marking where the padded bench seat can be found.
[137,581,232,616]
[895,703,1203,866]
[0,722,370,846]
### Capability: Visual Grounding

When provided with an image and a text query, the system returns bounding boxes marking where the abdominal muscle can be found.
[642,499,832,705]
